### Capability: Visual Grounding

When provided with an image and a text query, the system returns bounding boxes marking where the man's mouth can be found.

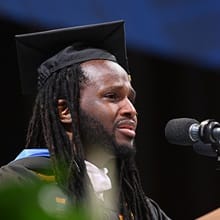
[117,120,137,138]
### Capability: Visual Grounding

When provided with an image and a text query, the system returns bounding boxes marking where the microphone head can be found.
[165,118,199,146]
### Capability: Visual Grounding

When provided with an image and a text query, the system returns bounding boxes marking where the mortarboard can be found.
[15,20,129,95]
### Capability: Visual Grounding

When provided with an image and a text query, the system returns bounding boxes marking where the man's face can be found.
[79,60,137,158]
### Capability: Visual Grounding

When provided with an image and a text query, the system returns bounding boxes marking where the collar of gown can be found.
[14,148,112,200]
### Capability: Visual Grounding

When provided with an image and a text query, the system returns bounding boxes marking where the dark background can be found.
[1,17,220,220]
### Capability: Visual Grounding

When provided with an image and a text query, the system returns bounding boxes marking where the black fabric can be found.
[37,45,117,90]
[9,156,53,174]
[0,157,171,219]
[147,198,172,220]
[0,157,52,185]
[15,20,128,95]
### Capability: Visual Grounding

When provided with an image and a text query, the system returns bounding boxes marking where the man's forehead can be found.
[80,59,129,82]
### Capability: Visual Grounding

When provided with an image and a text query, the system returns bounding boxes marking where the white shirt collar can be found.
[85,160,112,201]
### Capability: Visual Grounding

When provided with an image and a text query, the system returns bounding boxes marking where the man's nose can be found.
[119,98,137,118]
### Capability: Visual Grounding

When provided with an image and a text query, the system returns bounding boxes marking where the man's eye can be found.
[104,93,118,100]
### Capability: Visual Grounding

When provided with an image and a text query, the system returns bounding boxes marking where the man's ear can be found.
[57,99,72,124]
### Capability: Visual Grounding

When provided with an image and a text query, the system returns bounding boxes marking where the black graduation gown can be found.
[0,157,172,220]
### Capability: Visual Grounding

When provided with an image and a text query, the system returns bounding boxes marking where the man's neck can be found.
[85,145,116,168]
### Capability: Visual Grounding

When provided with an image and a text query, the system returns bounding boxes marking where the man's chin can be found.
[114,144,136,159]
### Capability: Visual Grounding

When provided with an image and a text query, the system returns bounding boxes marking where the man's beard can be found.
[79,109,136,159]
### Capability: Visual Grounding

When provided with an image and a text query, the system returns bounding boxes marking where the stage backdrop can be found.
[0,1,220,219]
[0,0,219,69]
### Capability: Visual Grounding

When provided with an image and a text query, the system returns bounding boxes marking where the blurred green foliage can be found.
[0,182,89,220]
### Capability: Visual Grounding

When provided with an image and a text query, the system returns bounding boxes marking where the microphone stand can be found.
[212,143,220,171]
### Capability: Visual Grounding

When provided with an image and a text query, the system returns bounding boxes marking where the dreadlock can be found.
[118,157,154,220]
[25,63,154,219]
[25,63,87,203]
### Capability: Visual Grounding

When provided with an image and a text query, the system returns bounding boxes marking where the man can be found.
[0,20,171,219]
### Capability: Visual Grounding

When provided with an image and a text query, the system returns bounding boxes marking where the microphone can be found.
[165,118,199,146]
[165,118,220,157]
[165,118,220,145]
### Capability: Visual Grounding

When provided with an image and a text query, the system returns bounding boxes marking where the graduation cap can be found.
[15,20,129,95]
